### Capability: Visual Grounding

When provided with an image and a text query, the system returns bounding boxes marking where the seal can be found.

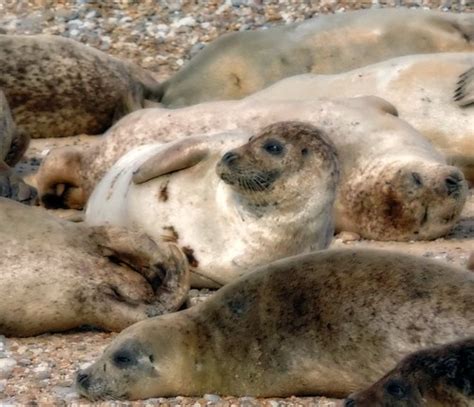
[37,97,468,241]
[85,122,339,287]
[0,34,162,139]
[0,198,189,337]
[75,248,474,400]
[157,8,474,107]
[344,337,474,407]
[0,90,37,204]
[247,53,474,184]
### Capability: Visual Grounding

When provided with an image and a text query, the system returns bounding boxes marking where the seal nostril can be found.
[222,152,238,166]
[344,398,356,407]
[76,371,90,389]
[445,174,461,196]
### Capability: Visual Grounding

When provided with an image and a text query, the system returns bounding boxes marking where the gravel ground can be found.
[1,0,473,405]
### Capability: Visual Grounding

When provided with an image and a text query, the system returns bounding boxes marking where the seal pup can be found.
[345,337,474,406]
[0,34,162,139]
[247,53,474,183]
[0,90,36,204]
[157,8,474,107]
[75,248,474,400]
[85,122,339,287]
[0,198,189,337]
[37,97,468,241]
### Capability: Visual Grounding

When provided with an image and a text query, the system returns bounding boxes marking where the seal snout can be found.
[445,173,463,197]
[76,370,91,390]
[222,151,239,167]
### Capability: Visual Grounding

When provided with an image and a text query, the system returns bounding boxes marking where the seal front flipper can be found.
[132,136,211,184]
[89,225,190,316]
[454,67,474,107]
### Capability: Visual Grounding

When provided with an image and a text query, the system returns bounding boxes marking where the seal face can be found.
[75,249,474,400]
[85,121,339,287]
[0,198,189,336]
[345,338,474,406]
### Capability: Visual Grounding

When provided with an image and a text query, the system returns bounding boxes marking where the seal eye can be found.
[112,350,135,368]
[385,379,409,399]
[263,139,284,156]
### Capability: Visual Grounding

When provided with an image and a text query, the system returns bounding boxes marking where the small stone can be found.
[175,16,196,27]
[0,358,16,379]
[335,231,361,243]
[34,364,51,380]
[0,379,6,392]
[17,359,31,367]
[204,394,221,402]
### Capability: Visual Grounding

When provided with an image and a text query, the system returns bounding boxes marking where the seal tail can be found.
[453,67,474,107]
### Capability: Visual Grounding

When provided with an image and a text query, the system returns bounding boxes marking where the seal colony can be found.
[247,53,474,183]
[345,338,474,406]
[157,8,474,107]
[37,97,468,241]
[0,90,37,204]
[85,122,339,287]
[0,34,162,139]
[76,249,474,400]
[0,198,189,336]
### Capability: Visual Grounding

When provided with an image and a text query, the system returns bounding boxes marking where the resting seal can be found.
[85,122,339,287]
[37,97,468,241]
[157,8,474,107]
[248,53,474,183]
[75,248,474,400]
[0,90,37,204]
[0,34,162,138]
[345,337,474,406]
[0,198,189,337]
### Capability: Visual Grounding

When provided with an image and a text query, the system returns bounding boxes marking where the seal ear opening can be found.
[36,146,85,209]
[132,137,210,184]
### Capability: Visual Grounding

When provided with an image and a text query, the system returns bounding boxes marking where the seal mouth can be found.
[219,170,280,192]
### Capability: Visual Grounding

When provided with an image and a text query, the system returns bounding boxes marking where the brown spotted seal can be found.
[85,122,339,288]
[0,34,162,139]
[0,90,36,204]
[247,53,474,183]
[157,9,474,107]
[75,248,474,400]
[345,337,474,407]
[37,97,468,241]
[0,198,189,337]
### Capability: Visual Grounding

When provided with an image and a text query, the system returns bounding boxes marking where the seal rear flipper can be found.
[89,225,190,315]
[0,162,38,205]
[132,136,211,184]
[454,67,474,107]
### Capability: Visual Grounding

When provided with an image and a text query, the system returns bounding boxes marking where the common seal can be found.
[0,198,189,337]
[247,53,474,183]
[0,34,162,139]
[37,97,468,241]
[345,337,474,406]
[0,90,37,204]
[85,122,339,288]
[75,248,474,400]
[157,9,474,107]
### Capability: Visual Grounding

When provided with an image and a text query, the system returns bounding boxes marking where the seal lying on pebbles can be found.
[157,8,474,107]
[0,90,37,204]
[0,34,162,139]
[247,53,474,183]
[37,97,468,241]
[85,122,339,287]
[345,337,474,407]
[0,198,189,337]
[75,248,474,400]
